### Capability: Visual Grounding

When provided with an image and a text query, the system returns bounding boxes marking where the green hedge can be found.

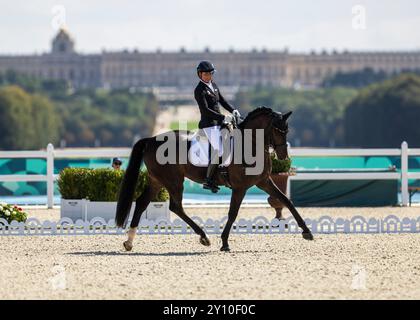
[57,168,169,202]
[270,154,292,174]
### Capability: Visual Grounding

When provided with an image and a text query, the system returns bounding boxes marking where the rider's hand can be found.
[224,114,233,123]
[232,109,241,118]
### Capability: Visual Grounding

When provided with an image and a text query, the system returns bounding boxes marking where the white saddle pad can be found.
[188,132,233,167]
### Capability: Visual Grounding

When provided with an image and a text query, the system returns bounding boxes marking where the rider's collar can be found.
[200,79,212,85]
[201,79,215,93]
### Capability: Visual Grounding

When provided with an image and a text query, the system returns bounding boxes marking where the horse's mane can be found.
[238,106,274,129]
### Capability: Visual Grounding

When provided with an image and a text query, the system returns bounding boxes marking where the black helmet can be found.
[112,157,122,165]
[197,61,215,73]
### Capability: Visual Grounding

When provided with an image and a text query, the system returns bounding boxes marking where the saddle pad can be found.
[188,132,233,167]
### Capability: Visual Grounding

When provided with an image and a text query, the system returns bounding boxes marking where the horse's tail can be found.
[115,138,150,228]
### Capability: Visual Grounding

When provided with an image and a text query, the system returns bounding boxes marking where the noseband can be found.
[266,116,288,151]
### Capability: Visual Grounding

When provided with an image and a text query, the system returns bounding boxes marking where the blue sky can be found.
[0,0,419,54]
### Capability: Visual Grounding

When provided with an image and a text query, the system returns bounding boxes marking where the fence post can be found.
[401,141,409,206]
[47,143,54,209]
[286,141,291,198]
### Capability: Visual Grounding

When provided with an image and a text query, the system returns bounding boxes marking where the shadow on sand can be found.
[66,248,274,257]
[66,251,212,257]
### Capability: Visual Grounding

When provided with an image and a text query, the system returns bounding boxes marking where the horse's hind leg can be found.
[167,183,211,247]
[123,178,161,251]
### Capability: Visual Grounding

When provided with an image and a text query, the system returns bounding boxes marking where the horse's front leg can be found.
[257,177,313,240]
[221,188,247,251]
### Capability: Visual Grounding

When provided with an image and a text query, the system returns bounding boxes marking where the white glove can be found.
[232,109,241,118]
[224,114,233,123]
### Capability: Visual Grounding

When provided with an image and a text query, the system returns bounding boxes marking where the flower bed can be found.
[0,202,28,223]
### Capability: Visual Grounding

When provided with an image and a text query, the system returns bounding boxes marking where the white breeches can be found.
[203,125,222,152]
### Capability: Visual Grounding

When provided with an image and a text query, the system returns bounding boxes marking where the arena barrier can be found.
[1,141,420,208]
[0,215,419,236]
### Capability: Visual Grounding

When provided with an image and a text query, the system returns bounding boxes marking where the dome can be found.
[51,28,75,54]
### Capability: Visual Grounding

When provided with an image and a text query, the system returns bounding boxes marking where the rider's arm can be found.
[218,91,235,113]
[194,88,225,121]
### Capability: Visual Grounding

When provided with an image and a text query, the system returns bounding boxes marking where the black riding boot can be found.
[203,163,220,193]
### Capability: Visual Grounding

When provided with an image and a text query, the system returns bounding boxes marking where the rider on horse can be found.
[194,60,241,193]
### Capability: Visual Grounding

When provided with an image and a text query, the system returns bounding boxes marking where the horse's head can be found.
[270,110,292,160]
[239,106,291,160]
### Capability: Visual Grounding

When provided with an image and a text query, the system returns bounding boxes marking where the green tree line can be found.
[0,71,158,150]
[234,86,358,146]
[234,73,420,147]
[322,67,420,88]
[2,69,419,149]
[345,73,420,147]
[0,85,60,150]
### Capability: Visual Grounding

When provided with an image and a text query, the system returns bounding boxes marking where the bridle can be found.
[266,115,288,152]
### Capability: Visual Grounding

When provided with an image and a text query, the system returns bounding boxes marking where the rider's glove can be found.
[232,109,241,118]
[223,114,233,124]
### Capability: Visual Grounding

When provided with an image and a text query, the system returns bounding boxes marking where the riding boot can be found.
[203,163,220,193]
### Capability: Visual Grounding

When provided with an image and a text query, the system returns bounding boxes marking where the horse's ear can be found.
[283,111,292,121]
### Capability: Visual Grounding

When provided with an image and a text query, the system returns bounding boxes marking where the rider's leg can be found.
[203,126,221,192]
[203,144,220,192]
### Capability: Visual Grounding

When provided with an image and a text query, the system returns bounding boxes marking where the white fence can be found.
[0,142,420,208]
[0,215,419,236]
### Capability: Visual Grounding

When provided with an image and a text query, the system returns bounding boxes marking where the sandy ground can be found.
[1,206,419,300]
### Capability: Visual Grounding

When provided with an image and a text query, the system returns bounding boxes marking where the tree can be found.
[0,70,69,98]
[31,94,61,148]
[322,68,389,88]
[0,86,61,150]
[234,86,358,146]
[0,86,34,150]
[344,74,420,147]
[322,67,420,88]
[0,71,160,148]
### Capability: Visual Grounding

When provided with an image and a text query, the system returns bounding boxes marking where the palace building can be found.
[1,29,420,90]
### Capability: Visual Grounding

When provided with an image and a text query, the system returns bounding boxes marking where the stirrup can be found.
[203,181,220,193]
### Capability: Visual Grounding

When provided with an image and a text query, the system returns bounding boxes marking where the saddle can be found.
[188,128,234,167]
[188,123,236,188]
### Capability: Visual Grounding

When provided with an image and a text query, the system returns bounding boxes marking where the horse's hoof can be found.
[123,241,133,251]
[220,246,230,252]
[199,236,211,246]
[302,232,314,241]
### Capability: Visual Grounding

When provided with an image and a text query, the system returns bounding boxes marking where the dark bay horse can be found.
[115,106,314,252]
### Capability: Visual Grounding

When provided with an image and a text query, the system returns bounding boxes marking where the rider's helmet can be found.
[197,61,216,77]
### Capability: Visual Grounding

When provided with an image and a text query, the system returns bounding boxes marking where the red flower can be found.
[18,208,22,211]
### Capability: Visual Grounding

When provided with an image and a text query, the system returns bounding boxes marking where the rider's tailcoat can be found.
[194,81,234,129]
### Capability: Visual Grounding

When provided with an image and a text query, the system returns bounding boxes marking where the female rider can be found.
[194,60,241,193]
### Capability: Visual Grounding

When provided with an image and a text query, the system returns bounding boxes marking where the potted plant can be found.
[57,168,170,222]
[268,154,296,220]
